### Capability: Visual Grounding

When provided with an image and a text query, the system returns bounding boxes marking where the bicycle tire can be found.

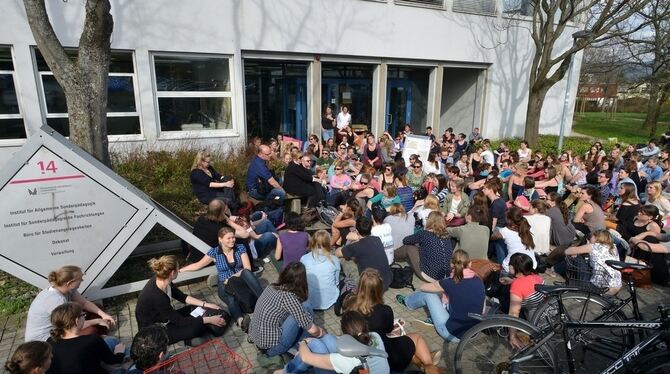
[454,317,558,374]
[632,351,670,373]
[530,291,634,367]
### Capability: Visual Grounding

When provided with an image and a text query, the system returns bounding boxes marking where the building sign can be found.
[0,126,215,299]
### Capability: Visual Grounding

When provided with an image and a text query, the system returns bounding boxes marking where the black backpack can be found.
[389,263,415,291]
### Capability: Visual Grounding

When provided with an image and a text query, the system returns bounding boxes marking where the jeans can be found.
[249,187,286,204]
[489,238,507,265]
[266,301,314,357]
[322,129,334,142]
[249,217,277,259]
[405,291,459,342]
[217,269,263,320]
[285,334,338,374]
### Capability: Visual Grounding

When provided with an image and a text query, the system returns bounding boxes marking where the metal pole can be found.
[558,53,575,152]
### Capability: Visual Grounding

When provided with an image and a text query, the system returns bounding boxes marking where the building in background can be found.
[0,0,582,164]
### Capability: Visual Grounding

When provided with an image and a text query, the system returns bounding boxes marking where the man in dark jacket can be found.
[283,153,326,207]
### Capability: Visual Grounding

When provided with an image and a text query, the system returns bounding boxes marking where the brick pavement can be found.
[1,260,668,373]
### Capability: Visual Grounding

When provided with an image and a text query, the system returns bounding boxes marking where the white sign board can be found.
[402,134,432,167]
[0,126,215,299]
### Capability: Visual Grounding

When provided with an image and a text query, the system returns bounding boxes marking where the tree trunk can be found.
[646,87,669,138]
[524,86,550,148]
[23,0,112,166]
[642,80,660,131]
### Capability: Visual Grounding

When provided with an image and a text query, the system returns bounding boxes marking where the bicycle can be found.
[454,261,670,374]
[529,259,648,360]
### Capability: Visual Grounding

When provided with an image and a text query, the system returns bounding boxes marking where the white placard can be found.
[0,146,137,277]
[402,134,432,167]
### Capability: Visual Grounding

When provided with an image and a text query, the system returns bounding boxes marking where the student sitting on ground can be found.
[445,205,490,259]
[47,302,125,374]
[4,341,52,374]
[301,230,341,311]
[274,212,309,271]
[127,324,170,373]
[397,211,454,282]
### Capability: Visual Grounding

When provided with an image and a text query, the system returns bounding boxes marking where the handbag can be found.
[469,259,501,285]
[389,263,415,291]
[626,244,653,289]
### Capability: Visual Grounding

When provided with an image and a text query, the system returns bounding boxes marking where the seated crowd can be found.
[9,124,670,373]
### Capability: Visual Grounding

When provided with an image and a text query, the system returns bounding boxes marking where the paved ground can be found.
[0,260,668,373]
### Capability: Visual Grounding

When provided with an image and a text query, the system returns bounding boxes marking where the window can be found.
[34,49,141,136]
[502,0,533,16]
[153,54,233,133]
[452,0,496,15]
[0,46,26,139]
[395,0,444,8]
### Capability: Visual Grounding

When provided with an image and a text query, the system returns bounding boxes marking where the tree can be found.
[620,0,670,136]
[23,0,113,165]
[505,0,650,147]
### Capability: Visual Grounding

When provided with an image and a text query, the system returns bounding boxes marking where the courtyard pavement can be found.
[0,259,668,373]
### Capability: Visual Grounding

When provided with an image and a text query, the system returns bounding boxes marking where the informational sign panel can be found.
[1,147,137,276]
[0,126,215,299]
[402,134,432,167]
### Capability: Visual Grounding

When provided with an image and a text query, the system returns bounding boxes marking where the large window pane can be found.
[158,97,232,131]
[0,119,26,139]
[42,75,68,113]
[386,66,430,136]
[244,60,308,140]
[0,74,20,114]
[155,56,230,92]
[453,0,496,14]
[35,50,134,73]
[43,75,137,114]
[503,0,533,15]
[322,63,373,130]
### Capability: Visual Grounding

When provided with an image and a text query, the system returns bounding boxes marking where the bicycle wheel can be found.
[455,317,558,374]
[632,351,670,373]
[530,291,634,365]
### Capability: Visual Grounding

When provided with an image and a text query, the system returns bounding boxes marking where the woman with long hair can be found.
[136,255,228,344]
[378,162,396,190]
[25,266,116,342]
[398,211,454,282]
[624,204,663,244]
[4,341,52,374]
[249,262,327,357]
[398,250,486,343]
[613,182,641,240]
[394,174,415,213]
[407,160,426,192]
[189,150,237,207]
[361,133,382,170]
[384,203,416,252]
[645,181,670,227]
[47,302,125,373]
[180,227,263,328]
[300,230,341,310]
[573,186,606,236]
[565,230,622,294]
[442,179,470,226]
[346,269,440,373]
[490,207,538,272]
[507,162,529,200]
[423,152,442,175]
[331,198,363,246]
[276,310,390,374]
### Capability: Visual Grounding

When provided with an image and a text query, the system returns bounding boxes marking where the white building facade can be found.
[0,0,582,163]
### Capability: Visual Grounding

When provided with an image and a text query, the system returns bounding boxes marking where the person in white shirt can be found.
[370,207,395,264]
[525,200,552,256]
[336,105,352,130]
[480,142,495,166]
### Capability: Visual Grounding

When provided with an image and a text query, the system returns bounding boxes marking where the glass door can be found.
[386,78,413,136]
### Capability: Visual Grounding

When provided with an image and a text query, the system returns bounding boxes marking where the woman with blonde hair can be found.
[397,249,486,342]
[25,266,116,342]
[397,211,454,282]
[565,230,622,294]
[135,255,228,345]
[189,150,236,206]
[645,181,670,227]
[508,162,529,200]
[47,302,125,373]
[345,269,441,373]
[4,341,52,374]
[301,230,341,310]
[416,194,440,228]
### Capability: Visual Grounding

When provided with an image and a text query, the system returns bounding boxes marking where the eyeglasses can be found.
[413,165,422,169]
[360,181,369,185]
[385,168,392,172]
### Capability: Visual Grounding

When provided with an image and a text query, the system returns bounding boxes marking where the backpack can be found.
[317,205,339,226]
[389,263,415,291]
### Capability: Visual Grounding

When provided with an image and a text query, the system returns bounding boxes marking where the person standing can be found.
[336,105,352,143]
[321,106,336,142]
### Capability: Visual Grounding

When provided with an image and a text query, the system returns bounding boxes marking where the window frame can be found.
[151,52,238,140]
[32,47,144,141]
[0,46,27,146]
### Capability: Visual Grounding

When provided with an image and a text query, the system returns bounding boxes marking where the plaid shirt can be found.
[249,286,313,349]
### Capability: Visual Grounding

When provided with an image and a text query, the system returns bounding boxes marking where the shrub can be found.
[490,135,615,158]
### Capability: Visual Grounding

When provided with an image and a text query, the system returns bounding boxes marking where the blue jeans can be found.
[249,187,286,204]
[285,334,338,374]
[217,269,263,320]
[249,217,277,259]
[405,291,459,342]
[322,129,334,142]
[266,301,315,357]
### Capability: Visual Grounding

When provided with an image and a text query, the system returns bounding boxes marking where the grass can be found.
[572,112,670,145]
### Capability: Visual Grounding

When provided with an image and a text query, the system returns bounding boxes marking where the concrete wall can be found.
[441,67,482,135]
[0,0,581,165]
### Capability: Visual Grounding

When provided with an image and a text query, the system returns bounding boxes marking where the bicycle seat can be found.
[336,335,388,358]
[535,284,582,294]
[605,260,651,272]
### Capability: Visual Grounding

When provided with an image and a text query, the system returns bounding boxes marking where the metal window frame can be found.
[0,45,28,145]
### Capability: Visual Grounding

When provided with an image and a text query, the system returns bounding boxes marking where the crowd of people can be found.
[7,114,670,373]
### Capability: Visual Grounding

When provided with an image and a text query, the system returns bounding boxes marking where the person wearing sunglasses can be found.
[406,161,426,192]
[284,153,326,208]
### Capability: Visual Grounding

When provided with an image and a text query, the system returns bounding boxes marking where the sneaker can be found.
[253,265,264,275]
[395,295,407,306]
[414,317,433,326]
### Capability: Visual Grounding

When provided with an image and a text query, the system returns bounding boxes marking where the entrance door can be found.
[386,78,413,136]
